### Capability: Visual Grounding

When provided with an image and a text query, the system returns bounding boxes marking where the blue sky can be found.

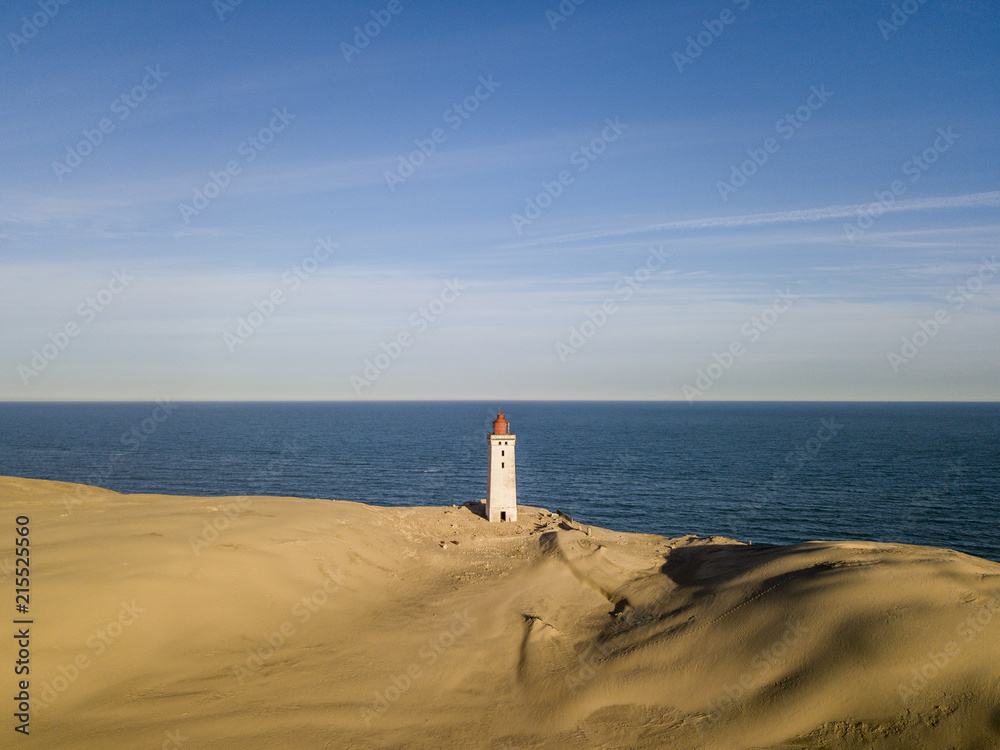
[1,0,997,400]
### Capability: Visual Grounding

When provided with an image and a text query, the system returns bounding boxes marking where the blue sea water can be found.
[0,402,997,562]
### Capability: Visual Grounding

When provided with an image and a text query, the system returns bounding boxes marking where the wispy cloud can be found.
[501,191,1000,248]
[0,154,388,229]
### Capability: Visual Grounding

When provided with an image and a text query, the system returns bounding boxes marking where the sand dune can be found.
[2,476,999,749]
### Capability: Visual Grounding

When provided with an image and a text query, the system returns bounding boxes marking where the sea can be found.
[0,402,997,563]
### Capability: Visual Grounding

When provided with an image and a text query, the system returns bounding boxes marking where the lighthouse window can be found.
[501,462,504,468]
[501,450,504,456]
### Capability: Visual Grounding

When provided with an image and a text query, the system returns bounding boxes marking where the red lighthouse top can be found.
[492,411,509,435]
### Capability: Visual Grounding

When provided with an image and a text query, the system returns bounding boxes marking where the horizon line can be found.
[1,399,997,405]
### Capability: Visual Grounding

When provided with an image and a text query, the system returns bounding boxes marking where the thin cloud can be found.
[501,191,1000,248]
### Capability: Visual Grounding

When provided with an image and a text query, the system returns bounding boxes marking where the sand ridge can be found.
[2,476,999,749]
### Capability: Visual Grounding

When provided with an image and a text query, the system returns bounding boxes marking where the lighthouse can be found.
[486,410,516,522]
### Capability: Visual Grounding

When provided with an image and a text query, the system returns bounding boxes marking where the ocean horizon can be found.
[2,400,997,562]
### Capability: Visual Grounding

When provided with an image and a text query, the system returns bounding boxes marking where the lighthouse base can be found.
[486,504,517,523]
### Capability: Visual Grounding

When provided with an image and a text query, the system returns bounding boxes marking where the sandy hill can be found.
[2,476,999,749]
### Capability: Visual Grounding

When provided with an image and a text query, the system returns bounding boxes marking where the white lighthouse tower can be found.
[486,410,516,522]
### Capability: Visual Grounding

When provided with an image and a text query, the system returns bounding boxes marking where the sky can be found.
[1,0,997,401]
